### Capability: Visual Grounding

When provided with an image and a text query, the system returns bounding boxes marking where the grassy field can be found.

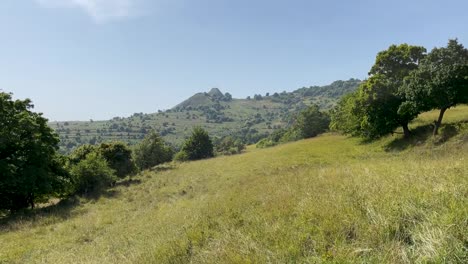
[1,106,468,263]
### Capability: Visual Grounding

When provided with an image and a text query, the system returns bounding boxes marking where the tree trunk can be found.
[433,108,447,136]
[402,123,411,138]
[28,193,35,210]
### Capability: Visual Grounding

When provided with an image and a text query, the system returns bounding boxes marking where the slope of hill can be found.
[2,106,468,263]
[49,79,361,153]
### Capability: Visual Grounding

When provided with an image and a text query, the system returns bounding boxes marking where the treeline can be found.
[330,39,468,139]
[0,92,245,212]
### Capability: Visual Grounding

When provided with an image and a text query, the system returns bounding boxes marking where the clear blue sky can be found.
[1,0,467,121]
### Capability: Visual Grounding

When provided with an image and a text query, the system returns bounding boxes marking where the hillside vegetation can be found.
[49,79,361,153]
[1,106,467,263]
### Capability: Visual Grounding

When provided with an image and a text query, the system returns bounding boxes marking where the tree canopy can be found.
[0,92,68,211]
[181,127,214,160]
[402,39,468,135]
[331,44,427,139]
[133,131,173,170]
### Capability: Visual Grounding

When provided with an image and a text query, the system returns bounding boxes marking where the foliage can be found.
[68,144,98,164]
[329,92,363,135]
[181,127,214,160]
[134,131,174,170]
[295,78,362,98]
[256,137,277,148]
[360,44,426,138]
[256,105,329,148]
[329,44,427,139]
[402,39,468,135]
[214,136,246,155]
[97,142,136,178]
[293,104,330,139]
[174,150,189,162]
[0,92,69,211]
[69,152,116,195]
[68,142,136,178]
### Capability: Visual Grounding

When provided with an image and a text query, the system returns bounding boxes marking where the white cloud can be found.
[35,0,138,23]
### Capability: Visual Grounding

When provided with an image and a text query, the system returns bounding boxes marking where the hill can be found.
[2,106,467,263]
[49,79,361,153]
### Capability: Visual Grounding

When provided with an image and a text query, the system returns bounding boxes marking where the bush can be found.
[181,127,214,160]
[294,104,330,139]
[69,142,136,178]
[134,131,174,170]
[98,142,136,178]
[256,138,277,148]
[215,136,246,155]
[174,151,189,162]
[70,152,117,195]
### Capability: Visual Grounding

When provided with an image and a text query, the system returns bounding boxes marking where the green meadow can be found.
[1,106,467,263]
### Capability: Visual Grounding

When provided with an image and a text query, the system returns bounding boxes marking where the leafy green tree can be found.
[98,142,136,178]
[329,92,363,136]
[181,127,214,160]
[293,104,330,139]
[358,44,426,138]
[402,39,468,135]
[0,92,69,211]
[134,131,174,170]
[70,152,116,195]
[69,144,97,164]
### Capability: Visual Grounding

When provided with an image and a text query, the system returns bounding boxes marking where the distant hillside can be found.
[50,79,361,153]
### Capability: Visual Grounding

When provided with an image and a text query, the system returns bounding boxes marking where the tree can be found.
[293,104,330,139]
[97,142,136,178]
[70,152,116,195]
[69,144,97,164]
[134,131,173,170]
[402,39,468,135]
[359,44,426,138]
[329,92,363,136]
[0,92,69,211]
[224,92,233,101]
[180,127,214,160]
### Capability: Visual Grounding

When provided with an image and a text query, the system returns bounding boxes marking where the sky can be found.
[1,0,467,121]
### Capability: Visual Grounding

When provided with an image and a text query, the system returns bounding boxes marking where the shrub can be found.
[98,142,136,178]
[181,127,214,160]
[134,131,174,170]
[174,151,189,162]
[69,142,136,178]
[70,152,116,195]
[294,104,330,139]
[256,138,277,148]
[215,136,246,155]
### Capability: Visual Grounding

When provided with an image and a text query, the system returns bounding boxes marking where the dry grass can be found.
[1,107,468,263]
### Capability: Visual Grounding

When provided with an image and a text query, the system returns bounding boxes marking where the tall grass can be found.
[1,107,467,263]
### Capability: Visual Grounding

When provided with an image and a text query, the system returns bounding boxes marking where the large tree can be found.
[358,44,426,138]
[402,39,468,135]
[0,92,68,211]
